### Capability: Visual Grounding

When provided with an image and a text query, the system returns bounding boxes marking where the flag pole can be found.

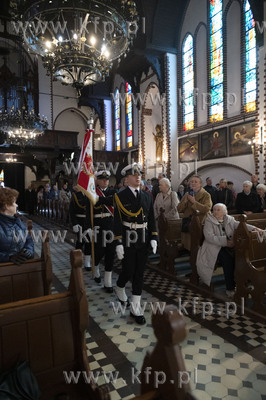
[88,117,95,279]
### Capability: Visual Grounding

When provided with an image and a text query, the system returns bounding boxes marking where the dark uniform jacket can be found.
[69,191,87,229]
[87,187,117,231]
[114,187,158,247]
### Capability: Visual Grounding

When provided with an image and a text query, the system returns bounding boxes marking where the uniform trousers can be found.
[217,247,235,290]
[94,224,115,272]
[117,242,148,295]
[75,219,91,255]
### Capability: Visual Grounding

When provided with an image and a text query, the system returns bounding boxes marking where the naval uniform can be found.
[69,190,91,255]
[114,187,158,295]
[87,186,117,271]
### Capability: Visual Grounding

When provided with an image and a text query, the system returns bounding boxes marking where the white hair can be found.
[213,203,228,215]
[160,178,171,188]
[243,180,252,187]
[257,183,266,192]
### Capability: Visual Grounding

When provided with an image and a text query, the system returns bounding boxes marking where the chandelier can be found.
[0,107,48,147]
[16,0,138,94]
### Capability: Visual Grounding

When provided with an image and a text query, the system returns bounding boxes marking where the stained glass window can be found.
[114,89,120,151]
[0,170,4,187]
[182,34,194,131]
[210,0,223,122]
[126,82,133,147]
[244,0,256,112]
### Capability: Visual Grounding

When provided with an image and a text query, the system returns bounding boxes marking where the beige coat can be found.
[154,190,180,220]
[177,187,212,250]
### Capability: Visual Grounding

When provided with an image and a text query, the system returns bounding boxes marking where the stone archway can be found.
[186,163,252,194]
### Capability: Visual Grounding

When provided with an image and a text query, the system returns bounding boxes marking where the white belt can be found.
[123,221,147,230]
[94,213,112,218]
[76,214,86,218]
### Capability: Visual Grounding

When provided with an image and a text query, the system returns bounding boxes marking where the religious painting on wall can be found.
[179,136,199,162]
[229,121,255,156]
[201,128,227,160]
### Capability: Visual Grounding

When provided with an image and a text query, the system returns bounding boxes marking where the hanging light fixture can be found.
[0,107,48,147]
[14,0,138,95]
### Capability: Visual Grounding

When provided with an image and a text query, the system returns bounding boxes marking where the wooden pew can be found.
[0,230,52,305]
[232,212,266,223]
[157,210,182,275]
[139,305,197,400]
[189,211,203,286]
[0,249,197,399]
[0,249,110,400]
[234,215,266,316]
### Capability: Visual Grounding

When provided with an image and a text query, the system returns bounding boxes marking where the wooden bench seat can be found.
[0,248,197,399]
[0,230,52,305]
[234,215,266,316]
[157,210,182,275]
[0,249,110,400]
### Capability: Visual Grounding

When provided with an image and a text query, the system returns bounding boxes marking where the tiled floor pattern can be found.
[31,217,266,400]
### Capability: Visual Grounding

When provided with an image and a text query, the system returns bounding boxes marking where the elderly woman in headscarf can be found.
[154,178,179,221]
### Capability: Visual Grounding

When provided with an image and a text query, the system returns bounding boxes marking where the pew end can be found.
[139,305,197,400]
[234,215,266,318]
[157,210,182,275]
[0,249,110,400]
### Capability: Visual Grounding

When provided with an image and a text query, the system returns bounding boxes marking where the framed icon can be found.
[201,128,227,160]
[229,121,255,156]
[179,136,199,162]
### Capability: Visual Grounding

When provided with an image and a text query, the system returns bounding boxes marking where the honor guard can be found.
[87,170,117,292]
[69,186,91,270]
[114,163,158,324]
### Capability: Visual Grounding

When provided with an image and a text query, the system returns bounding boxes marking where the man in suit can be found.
[114,163,158,324]
[87,170,117,292]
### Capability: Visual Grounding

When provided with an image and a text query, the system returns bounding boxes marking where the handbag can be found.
[0,360,41,400]
[181,216,192,233]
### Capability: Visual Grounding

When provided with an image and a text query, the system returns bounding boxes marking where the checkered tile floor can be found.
[31,216,266,400]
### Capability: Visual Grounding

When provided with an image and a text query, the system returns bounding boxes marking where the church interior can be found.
[0,0,266,399]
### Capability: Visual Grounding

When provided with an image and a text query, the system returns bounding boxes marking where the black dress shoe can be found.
[84,266,92,271]
[94,277,101,284]
[104,286,113,293]
[130,312,146,325]
[117,298,130,308]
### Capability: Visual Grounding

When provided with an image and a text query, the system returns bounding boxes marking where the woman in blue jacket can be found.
[0,187,34,263]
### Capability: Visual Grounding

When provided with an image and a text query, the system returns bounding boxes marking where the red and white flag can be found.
[77,128,98,205]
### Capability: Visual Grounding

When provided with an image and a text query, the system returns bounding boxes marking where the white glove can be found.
[150,240,157,254]
[116,244,124,260]
[73,224,80,233]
